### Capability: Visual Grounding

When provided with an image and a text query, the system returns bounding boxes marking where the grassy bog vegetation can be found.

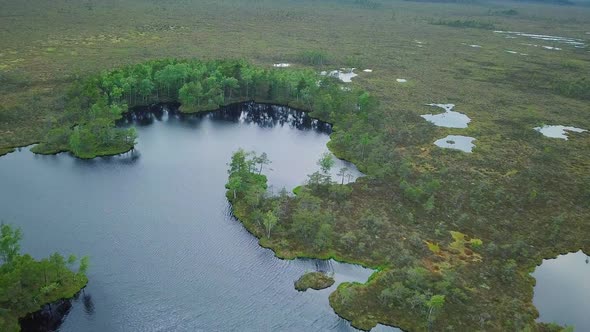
[0,224,88,332]
[1,0,589,331]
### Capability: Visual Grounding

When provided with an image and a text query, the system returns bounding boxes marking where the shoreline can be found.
[18,284,88,332]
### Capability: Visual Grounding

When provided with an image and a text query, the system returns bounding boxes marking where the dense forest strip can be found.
[30,59,370,159]
[0,224,89,332]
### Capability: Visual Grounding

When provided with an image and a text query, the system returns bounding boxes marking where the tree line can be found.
[33,58,376,159]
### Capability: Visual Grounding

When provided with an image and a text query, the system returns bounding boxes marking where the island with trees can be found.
[294,272,335,291]
[0,224,88,332]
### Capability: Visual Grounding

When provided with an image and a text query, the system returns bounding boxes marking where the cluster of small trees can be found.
[227,149,357,254]
[226,149,280,238]
[33,91,137,158]
[329,263,461,331]
[0,224,89,331]
[377,267,452,326]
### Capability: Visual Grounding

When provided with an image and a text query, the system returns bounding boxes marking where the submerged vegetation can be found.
[0,224,88,332]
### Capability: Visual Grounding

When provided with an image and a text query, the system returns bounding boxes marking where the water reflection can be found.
[19,299,74,332]
[21,290,96,331]
[71,149,141,167]
[121,102,332,134]
[82,293,95,316]
[315,259,334,273]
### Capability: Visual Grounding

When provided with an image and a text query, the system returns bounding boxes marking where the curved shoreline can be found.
[0,99,330,160]
[227,194,403,331]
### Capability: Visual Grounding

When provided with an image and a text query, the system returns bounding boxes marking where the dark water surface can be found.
[532,250,589,331]
[1,103,398,331]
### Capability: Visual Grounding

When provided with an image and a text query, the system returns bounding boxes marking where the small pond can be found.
[532,251,589,331]
[321,69,358,83]
[421,104,471,128]
[433,135,476,153]
[534,125,587,140]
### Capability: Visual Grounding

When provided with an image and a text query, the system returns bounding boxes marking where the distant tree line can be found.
[429,18,497,30]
